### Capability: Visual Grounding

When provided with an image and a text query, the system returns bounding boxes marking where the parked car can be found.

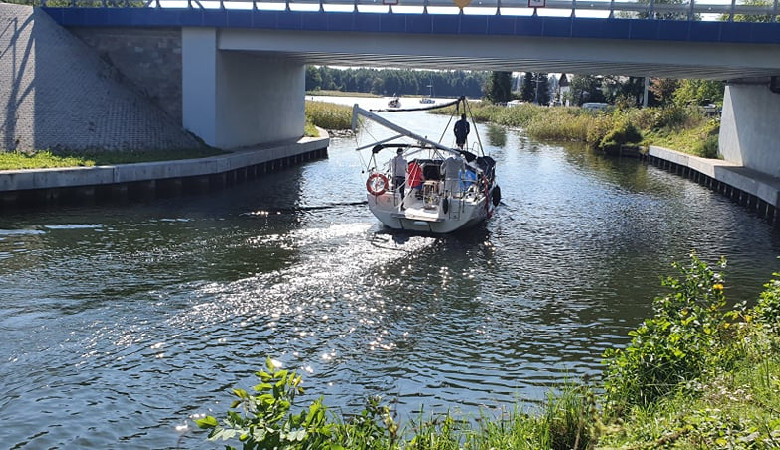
[582,102,609,111]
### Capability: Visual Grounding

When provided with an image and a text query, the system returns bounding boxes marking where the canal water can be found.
[2,97,780,448]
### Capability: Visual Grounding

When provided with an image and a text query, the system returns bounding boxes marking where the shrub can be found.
[585,114,615,149]
[689,120,720,158]
[196,358,337,450]
[649,106,689,130]
[598,118,643,153]
[602,254,741,411]
[525,111,593,142]
[756,270,780,334]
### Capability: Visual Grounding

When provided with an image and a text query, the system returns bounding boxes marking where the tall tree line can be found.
[306,66,489,99]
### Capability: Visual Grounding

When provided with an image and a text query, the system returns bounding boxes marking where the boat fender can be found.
[492,186,502,207]
[366,173,389,196]
[442,197,449,214]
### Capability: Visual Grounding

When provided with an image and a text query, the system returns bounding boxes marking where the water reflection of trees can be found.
[485,124,507,148]
[559,142,681,196]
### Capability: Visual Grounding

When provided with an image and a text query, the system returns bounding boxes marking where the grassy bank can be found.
[197,254,780,449]
[452,102,719,158]
[0,102,353,170]
[0,148,225,170]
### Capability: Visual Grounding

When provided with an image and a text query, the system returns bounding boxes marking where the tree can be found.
[302,66,490,99]
[305,66,322,91]
[568,74,605,106]
[649,78,680,106]
[535,73,550,105]
[673,79,725,107]
[484,71,513,104]
[620,0,692,20]
[613,77,646,108]
[520,72,535,102]
[720,0,775,22]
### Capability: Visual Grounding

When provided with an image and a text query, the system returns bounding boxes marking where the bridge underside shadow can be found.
[182,28,305,149]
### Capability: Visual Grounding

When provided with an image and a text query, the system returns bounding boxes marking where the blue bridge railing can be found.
[37,0,780,22]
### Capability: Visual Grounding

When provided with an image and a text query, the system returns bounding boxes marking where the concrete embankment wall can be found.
[69,27,184,123]
[645,146,780,225]
[0,3,200,152]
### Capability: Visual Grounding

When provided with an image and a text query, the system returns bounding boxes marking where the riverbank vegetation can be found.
[305,100,354,137]
[197,253,780,449]
[453,102,719,158]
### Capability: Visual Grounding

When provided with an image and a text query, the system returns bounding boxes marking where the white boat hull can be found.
[367,188,496,233]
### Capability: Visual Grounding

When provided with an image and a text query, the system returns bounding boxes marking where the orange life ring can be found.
[366,173,389,196]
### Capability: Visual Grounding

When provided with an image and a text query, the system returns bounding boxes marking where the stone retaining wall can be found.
[0,4,200,152]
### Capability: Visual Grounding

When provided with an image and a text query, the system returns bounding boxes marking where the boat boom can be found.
[352,104,458,155]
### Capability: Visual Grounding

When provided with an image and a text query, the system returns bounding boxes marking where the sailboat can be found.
[419,84,435,104]
[354,97,501,233]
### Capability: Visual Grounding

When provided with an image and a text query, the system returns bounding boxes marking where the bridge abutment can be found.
[720,82,780,179]
[182,28,305,149]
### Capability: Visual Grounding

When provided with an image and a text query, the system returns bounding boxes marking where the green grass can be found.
[0,148,225,170]
[0,101,352,170]
[598,331,780,449]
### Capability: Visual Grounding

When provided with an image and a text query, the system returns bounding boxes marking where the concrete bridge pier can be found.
[720,82,780,179]
[181,28,305,149]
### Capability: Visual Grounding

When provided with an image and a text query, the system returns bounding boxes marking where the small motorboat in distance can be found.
[353,96,501,233]
[388,96,401,108]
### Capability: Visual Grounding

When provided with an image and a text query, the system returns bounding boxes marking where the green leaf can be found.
[195,415,219,429]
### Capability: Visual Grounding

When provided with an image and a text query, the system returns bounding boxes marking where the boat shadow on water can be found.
[370,221,492,248]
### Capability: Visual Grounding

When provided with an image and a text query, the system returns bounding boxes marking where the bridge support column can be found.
[181,28,305,149]
[719,82,780,179]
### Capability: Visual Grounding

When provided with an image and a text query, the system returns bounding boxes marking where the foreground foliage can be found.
[198,254,780,449]
[603,254,741,410]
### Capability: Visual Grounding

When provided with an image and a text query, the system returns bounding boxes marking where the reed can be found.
[305,100,354,131]
[457,102,717,157]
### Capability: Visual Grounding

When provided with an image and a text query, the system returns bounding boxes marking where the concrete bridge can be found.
[0,3,767,182]
[41,1,780,181]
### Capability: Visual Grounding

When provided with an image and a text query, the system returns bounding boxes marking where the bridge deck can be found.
[43,8,780,45]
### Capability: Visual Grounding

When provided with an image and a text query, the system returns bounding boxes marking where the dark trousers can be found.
[394,176,405,200]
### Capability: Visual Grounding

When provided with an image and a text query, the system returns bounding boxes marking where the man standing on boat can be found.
[454,114,470,149]
[391,147,407,202]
